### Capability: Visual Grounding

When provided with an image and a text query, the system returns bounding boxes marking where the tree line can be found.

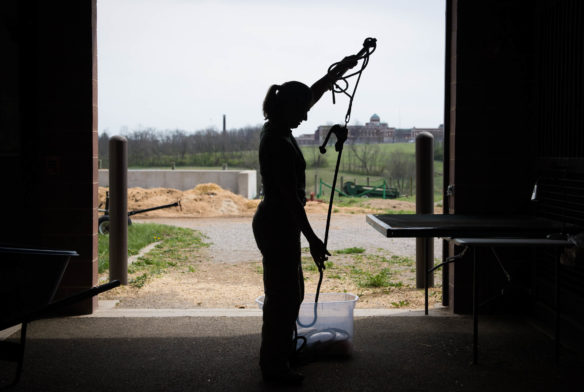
[99,126,262,169]
[99,127,443,195]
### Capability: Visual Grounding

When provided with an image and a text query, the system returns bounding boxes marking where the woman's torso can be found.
[258,121,306,207]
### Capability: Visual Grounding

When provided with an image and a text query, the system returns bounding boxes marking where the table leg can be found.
[12,321,27,387]
[425,266,429,315]
[473,247,478,365]
[555,255,560,363]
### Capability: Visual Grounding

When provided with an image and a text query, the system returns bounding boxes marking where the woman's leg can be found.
[253,211,302,372]
[260,253,301,370]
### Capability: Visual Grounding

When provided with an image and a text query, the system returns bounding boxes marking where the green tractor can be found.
[342,180,399,199]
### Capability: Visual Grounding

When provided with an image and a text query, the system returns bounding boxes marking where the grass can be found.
[302,257,318,272]
[389,255,414,264]
[334,247,366,255]
[130,273,149,288]
[98,223,209,287]
[296,247,422,301]
[333,197,361,207]
[358,269,392,288]
[382,209,415,215]
[300,244,436,304]
[391,300,410,308]
[331,195,419,214]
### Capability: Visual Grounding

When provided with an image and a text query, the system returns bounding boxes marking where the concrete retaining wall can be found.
[99,169,257,199]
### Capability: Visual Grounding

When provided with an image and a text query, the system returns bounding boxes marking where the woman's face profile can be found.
[284,99,309,129]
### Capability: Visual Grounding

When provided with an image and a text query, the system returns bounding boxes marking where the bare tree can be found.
[98,131,110,166]
[384,150,415,193]
[348,141,383,176]
[103,125,263,168]
[305,145,328,169]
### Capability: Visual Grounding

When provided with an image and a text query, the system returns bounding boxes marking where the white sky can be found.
[97,0,445,136]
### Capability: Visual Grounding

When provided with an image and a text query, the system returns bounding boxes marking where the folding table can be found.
[366,214,579,363]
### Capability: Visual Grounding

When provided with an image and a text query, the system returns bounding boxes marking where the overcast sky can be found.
[97,0,445,136]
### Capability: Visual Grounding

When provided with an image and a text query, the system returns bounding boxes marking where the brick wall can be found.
[0,0,97,315]
[446,0,536,313]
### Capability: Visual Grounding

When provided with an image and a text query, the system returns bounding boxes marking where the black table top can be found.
[366,214,581,238]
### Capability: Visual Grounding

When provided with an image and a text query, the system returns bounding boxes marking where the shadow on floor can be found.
[0,313,581,391]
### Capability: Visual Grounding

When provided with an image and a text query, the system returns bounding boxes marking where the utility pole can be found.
[222,114,227,163]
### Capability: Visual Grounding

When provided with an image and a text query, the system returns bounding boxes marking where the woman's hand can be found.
[310,54,360,109]
[328,55,359,81]
[340,55,359,70]
[309,237,331,271]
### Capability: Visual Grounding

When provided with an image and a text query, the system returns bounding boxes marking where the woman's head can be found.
[263,81,312,128]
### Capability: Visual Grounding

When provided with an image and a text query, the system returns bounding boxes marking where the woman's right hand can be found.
[309,237,331,271]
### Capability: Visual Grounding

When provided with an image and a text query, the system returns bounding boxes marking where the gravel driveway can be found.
[136,214,443,263]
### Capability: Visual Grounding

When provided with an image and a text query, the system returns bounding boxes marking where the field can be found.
[128,142,445,203]
[300,143,443,202]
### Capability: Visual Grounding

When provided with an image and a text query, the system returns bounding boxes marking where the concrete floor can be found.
[0,308,581,391]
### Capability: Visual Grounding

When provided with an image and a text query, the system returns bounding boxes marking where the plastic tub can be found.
[256,292,359,357]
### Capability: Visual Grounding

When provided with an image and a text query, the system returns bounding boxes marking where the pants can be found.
[252,200,304,370]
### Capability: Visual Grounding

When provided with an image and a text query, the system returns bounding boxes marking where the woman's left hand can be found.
[309,237,331,271]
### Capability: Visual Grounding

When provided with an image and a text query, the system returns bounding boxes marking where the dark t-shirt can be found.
[258,121,306,207]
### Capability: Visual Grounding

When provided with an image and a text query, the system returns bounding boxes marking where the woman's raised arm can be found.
[309,56,359,109]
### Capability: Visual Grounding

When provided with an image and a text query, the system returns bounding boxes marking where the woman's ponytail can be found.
[262,84,280,120]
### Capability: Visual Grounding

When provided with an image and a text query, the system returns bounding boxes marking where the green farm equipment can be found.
[317,178,399,199]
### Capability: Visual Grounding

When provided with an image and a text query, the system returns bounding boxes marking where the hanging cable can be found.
[330,37,377,127]
[296,38,377,335]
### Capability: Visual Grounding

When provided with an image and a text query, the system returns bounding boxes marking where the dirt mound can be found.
[99,183,260,218]
[98,183,422,218]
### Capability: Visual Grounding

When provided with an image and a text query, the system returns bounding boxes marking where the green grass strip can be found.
[98,223,208,274]
[334,247,366,255]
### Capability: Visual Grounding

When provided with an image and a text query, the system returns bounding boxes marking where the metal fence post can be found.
[416,132,434,289]
[109,136,128,285]
[314,174,318,196]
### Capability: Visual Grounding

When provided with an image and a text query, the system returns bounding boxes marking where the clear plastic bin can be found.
[256,292,359,357]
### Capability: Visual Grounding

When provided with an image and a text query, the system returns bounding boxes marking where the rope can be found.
[329,37,377,127]
[295,38,377,342]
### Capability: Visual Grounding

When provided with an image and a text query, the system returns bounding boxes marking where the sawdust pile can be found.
[99,183,259,218]
[98,183,421,218]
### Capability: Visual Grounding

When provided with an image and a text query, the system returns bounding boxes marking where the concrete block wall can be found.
[99,169,257,199]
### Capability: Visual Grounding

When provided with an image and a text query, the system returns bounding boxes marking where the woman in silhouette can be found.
[253,55,357,385]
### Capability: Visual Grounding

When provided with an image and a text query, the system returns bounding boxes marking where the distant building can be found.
[301,114,444,145]
[295,132,320,146]
[394,128,413,143]
[411,125,445,143]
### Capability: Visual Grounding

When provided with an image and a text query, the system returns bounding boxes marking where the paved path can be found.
[136,214,443,263]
